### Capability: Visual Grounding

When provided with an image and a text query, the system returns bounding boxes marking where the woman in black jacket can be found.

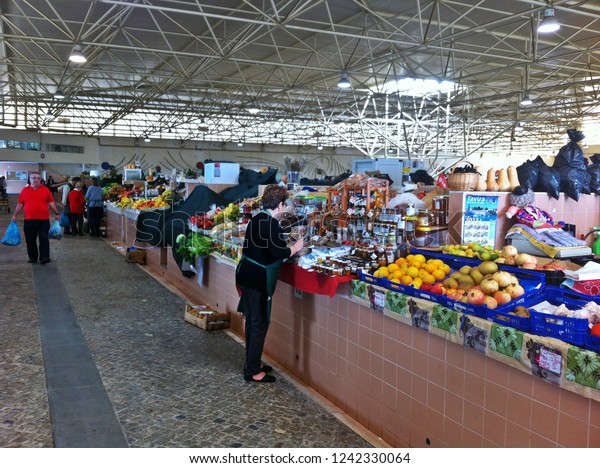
[235,185,303,383]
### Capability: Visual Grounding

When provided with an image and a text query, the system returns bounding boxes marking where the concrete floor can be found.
[0,199,375,448]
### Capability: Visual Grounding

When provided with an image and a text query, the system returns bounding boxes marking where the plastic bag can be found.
[1,221,21,246]
[533,156,561,199]
[59,211,70,227]
[48,220,63,240]
[516,159,539,189]
[552,129,588,201]
[588,154,600,195]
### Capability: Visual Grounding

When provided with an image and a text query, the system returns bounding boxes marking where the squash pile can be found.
[474,166,519,192]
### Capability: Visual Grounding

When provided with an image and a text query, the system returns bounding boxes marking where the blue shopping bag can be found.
[59,211,70,228]
[48,220,63,240]
[1,221,21,246]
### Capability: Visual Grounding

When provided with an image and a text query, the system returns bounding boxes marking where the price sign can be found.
[369,288,386,312]
[537,347,562,375]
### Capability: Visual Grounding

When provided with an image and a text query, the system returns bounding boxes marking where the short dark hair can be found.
[261,184,288,209]
[91,177,99,185]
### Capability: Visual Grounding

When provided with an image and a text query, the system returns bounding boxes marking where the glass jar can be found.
[417,209,434,228]
[415,226,432,238]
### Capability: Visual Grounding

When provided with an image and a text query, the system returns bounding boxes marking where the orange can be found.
[432,269,446,281]
[391,271,403,280]
[401,275,413,285]
[424,263,437,273]
[441,264,451,275]
[422,273,435,285]
[413,254,426,264]
[406,266,419,278]
[387,263,400,273]
[406,254,415,263]
[412,277,423,289]
[395,257,407,265]
[431,259,444,267]
[411,261,422,270]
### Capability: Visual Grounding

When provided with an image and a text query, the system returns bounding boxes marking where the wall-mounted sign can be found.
[462,194,499,247]
[5,170,28,181]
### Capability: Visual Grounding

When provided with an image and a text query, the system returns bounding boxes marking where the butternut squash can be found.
[474,166,487,191]
[507,166,519,191]
[486,168,499,192]
[497,168,511,191]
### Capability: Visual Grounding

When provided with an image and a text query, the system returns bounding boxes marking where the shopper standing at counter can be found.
[236,184,304,383]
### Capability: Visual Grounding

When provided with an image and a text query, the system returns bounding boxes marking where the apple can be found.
[504,256,517,265]
[483,296,498,309]
[493,290,512,305]
[466,288,486,305]
[480,278,499,295]
[508,284,525,299]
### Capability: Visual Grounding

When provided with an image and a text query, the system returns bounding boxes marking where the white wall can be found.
[0,130,365,182]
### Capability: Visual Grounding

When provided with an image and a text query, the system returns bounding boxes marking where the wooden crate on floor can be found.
[184,304,230,331]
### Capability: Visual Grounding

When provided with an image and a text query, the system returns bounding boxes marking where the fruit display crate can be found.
[529,287,591,347]
[485,307,531,332]
[184,304,230,330]
[586,333,600,353]
[359,254,545,321]
[410,248,562,286]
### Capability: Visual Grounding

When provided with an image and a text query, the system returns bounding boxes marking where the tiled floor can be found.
[0,204,375,448]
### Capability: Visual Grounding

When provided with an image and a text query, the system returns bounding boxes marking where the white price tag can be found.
[538,347,562,374]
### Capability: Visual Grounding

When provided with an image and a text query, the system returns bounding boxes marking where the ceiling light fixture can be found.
[515,121,524,131]
[538,7,560,34]
[45,110,53,118]
[69,44,87,63]
[55,89,65,99]
[237,140,244,147]
[520,92,533,106]
[144,136,151,142]
[247,105,260,115]
[337,71,351,89]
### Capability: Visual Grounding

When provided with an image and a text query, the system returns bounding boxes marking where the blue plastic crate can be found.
[389,249,547,320]
[585,333,600,353]
[382,277,445,304]
[357,269,387,287]
[410,248,553,285]
[485,308,530,332]
[529,287,591,346]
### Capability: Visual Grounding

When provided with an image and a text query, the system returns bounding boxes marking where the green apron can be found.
[237,255,282,324]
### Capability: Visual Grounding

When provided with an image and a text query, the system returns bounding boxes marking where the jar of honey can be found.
[417,209,434,228]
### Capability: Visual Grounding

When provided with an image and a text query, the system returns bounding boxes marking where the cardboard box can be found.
[204,162,240,184]
[184,304,230,330]
[125,248,146,264]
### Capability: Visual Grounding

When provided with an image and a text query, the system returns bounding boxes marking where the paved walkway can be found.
[0,202,374,448]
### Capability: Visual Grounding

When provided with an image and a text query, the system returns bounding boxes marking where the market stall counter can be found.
[279,263,355,297]
[107,192,600,448]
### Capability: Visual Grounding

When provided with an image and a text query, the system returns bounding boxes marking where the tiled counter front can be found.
[105,204,125,244]
[114,213,600,448]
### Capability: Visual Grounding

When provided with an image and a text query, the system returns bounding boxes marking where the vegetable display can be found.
[175,232,214,263]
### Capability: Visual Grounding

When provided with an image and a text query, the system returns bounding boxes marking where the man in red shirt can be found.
[11,171,60,264]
